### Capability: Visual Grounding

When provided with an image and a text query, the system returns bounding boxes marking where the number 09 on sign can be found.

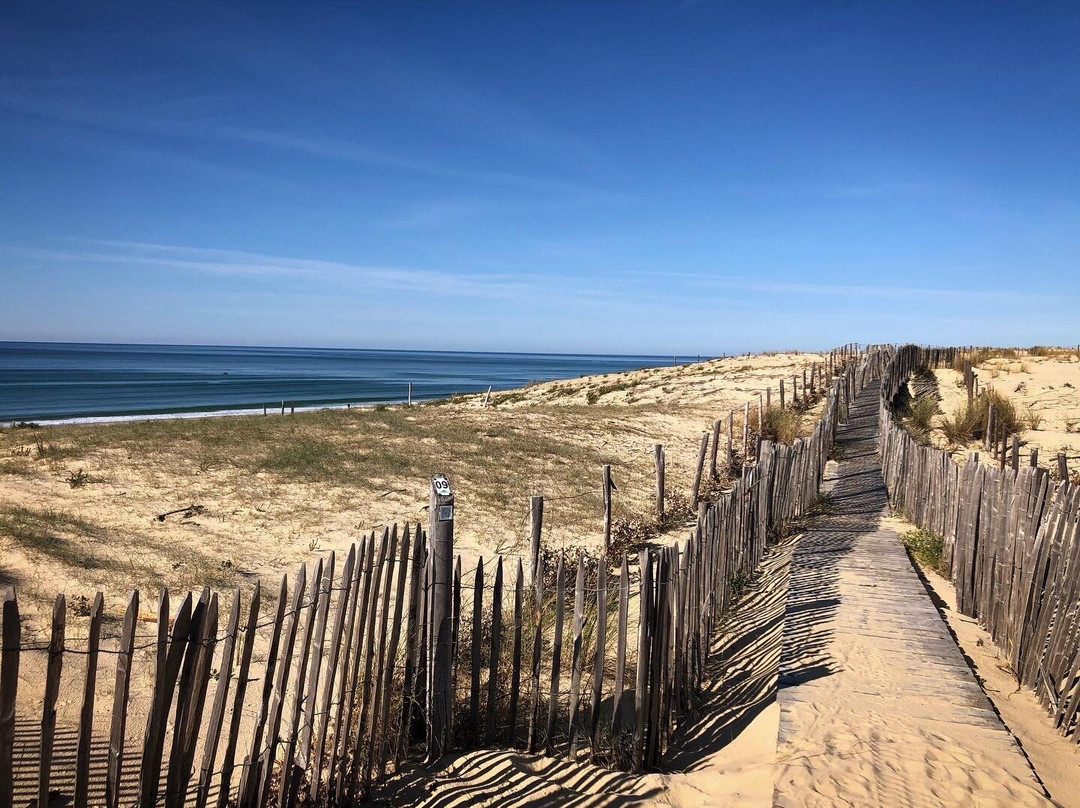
[433,475,452,498]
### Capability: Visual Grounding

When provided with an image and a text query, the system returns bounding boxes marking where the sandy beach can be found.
[927,352,1080,476]
[0,351,826,633]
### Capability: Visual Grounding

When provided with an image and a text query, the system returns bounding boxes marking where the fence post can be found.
[1011,434,1019,472]
[779,379,785,409]
[690,432,708,508]
[1057,452,1068,481]
[708,420,721,480]
[427,475,454,760]
[529,496,543,589]
[726,410,733,472]
[603,465,614,554]
[0,589,18,808]
[743,402,750,462]
[654,445,665,519]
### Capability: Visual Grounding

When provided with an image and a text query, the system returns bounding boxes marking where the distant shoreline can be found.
[2,341,705,425]
[1,399,395,428]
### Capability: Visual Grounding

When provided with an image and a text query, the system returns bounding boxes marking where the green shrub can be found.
[904,396,939,444]
[940,389,1022,446]
[902,529,947,575]
[890,366,939,445]
[940,402,982,445]
[980,388,1022,436]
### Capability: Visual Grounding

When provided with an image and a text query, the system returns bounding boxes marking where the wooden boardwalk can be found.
[773,383,1052,808]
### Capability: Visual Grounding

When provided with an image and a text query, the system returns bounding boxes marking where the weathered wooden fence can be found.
[0,348,870,808]
[879,344,1080,741]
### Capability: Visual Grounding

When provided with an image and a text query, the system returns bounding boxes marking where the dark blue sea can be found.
[0,342,698,423]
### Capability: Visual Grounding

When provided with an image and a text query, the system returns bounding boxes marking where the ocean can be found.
[0,342,698,423]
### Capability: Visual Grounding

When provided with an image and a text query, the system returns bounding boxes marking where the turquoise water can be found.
[0,342,698,422]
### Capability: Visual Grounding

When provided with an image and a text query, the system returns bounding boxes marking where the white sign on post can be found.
[433,475,452,498]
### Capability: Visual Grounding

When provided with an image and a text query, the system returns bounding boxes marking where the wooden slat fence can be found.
[879,344,1080,742]
[0,348,872,807]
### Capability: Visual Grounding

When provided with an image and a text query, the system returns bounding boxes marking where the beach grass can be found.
[0,351,832,622]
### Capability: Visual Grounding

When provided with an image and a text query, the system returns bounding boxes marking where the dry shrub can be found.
[940,389,1023,447]
[890,367,940,445]
[981,388,1022,435]
[607,491,697,558]
[940,402,982,446]
[748,406,802,445]
[1023,407,1044,431]
[904,396,939,445]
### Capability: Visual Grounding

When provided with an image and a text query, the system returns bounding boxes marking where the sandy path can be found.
[773,384,1051,808]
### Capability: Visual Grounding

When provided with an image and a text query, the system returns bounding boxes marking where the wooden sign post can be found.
[427,475,454,760]
[602,465,614,553]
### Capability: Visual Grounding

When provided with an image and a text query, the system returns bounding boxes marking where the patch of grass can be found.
[584,379,637,407]
[0,504,236,594]
[0,458,36,477]
[1023,407,1044,431]
[258,437,362,482]
[35,441,84,461]
[810,491,838,515]
[157,544,237,593]
[902,529,947,576]
[981,388,1023,435]
[939,388,1023,446]
[728,569,751,602]
[748,405,803,444]
[493,390,527,406]
[0,506,110,570]
[597,379,635,397]
[940,401,983,445]
[904,396,939,445]
[949,348,1023,372]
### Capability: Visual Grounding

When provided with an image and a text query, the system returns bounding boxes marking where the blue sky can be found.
[1,2,1078,354]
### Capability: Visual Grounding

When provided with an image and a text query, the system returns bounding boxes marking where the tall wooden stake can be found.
[427,475,454,760]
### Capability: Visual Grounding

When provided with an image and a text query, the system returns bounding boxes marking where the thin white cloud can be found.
[4,240,536,300]
[219,126,613,196]
[0,77,618,197]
